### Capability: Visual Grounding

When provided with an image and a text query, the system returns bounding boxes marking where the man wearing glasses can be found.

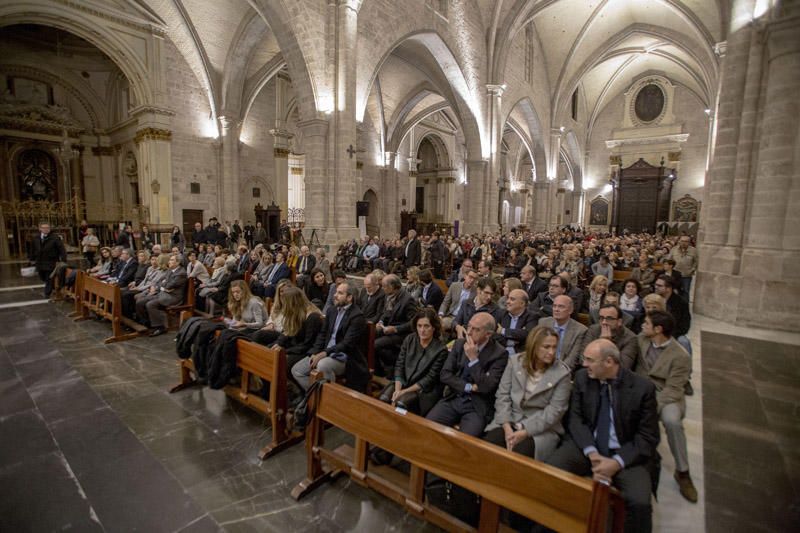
[583,303,639,369]
[529,275,569,320]
[453,277,499,339]
[544,339,659,533]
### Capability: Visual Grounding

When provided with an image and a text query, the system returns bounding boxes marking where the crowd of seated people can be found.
[66,222,700,528]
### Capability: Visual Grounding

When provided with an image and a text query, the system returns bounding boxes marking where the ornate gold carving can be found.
[408,170,417,177]
[274,147,290,158]
[609,155,622,166]
[92,146,114,156]
[290,167,304,175]
[668,151,681,162]
[134,128,172,143]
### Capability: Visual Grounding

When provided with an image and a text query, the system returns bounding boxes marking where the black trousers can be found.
[483,426,536,458]
[38,269,54,298]
[426,396,486,437]
[374,334,404,376]
[545,438,652,533]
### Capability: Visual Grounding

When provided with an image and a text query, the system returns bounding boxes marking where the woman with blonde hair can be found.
[250,278,293,346]
[584,274,609,323]
[256,286,324,376]
[484,325,571,461]
[498,277,523,310]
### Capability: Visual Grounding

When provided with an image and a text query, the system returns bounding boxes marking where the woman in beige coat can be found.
[484,325,572,461]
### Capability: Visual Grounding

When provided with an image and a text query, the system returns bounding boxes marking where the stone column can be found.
[736,12,800,327]
[134,128,173,224]
[532,181,549,231]
[485,84,505,232]
[381,152,399,234]
[463,159,488,234]
[298,118,329,233]
[270,73,293,217]
[218,115,241,224]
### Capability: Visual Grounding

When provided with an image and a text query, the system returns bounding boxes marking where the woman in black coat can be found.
[303,268,329,310]
[378,307,448,416]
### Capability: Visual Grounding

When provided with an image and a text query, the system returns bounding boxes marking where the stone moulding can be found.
[134,127,171,143]
[274,147,290,158]
[605,133,689,148]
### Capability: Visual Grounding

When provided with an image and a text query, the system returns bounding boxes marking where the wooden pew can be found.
[434,278,448,296]
[74,275,148,343]
[170,339,303,460]
[291,382,624,533]
[66,269,85,317]
[165,277,196,329]
[577,312,592,327]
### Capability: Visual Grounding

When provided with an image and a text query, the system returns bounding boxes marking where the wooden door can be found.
[182,209,203,245]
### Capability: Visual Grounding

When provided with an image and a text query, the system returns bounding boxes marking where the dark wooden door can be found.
[182,209,203,245]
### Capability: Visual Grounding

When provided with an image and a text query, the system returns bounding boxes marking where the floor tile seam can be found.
[213,502,313,527]
[171,511,219,533]
[202,489,300,518]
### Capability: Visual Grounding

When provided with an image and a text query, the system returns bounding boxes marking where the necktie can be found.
[300,257,307,273]
[556,326,565,359]
[596,383,611,457]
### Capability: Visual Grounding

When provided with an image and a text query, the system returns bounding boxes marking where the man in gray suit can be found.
[438,269,479,333]
[136,254,187,336]
[538,295,587,372]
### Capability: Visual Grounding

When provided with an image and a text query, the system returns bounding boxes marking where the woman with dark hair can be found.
[483,325,571,461]
[303,268,329,310]
[378,307,448,416]
[620,278,645,332]
[139,225,154,251]
[171,226,185,252]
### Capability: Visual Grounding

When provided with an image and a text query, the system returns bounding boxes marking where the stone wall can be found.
[165,39,220,226]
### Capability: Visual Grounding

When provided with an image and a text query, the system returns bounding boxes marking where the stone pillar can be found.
[218,115,241,224]
[574,189,586,226]
[485,84,504,232]
[298,118,329,233]
[381,151,399,234]
[463,159,488,234]
[736,12,800,327]
[532,181,549,231]
[134,128,173,224]
[696,4,800,330]
[270,73,293,216]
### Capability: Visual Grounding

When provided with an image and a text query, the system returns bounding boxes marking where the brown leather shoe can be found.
[675,470,698,503]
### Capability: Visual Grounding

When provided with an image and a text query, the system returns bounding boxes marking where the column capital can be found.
[714,40,727,58]
[134,127,172,143]
[486,84,506,97]
[218,115,242,131]
[550,127,563,138]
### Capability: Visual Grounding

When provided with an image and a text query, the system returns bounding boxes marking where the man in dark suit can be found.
[263,252,291,298]
[357,272,385,323]
[495,289,537,355]
[136,254,187,336]
[529,275,568,320]
[520,265,547,302]
[428,232,447,279]
[403,229,421,269]
[374,274,418,375]
[426,311,508,436]
[295,245,316,287]
[545,339,660,533]
[116,223,131,249]
[418,269,444,311]
[191,222,206,249]
[453,277,499,338]
[243,221,255,248]
[292,282,369,391]
[107,248,138,287]
[29,222,67,299]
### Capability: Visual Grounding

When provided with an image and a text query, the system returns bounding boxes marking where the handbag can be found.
[20,266,37,277]
[292,377,328,430]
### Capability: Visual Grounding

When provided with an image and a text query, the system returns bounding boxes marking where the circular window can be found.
[634,84,665,123]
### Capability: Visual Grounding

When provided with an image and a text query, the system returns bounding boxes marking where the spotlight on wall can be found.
[704,108,711,115]
[559,126,565,132]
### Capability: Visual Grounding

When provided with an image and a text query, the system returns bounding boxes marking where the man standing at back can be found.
[669,235,697,297]
[29,221,66,299]
[545,339,659,533]
[403,229,421,269]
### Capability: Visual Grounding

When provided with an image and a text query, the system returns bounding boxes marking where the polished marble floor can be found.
[0,268,763,532]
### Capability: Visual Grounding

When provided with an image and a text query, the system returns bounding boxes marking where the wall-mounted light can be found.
[559,126,565,132]
[704,109,711,115]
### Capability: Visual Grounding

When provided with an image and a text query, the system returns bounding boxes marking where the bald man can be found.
[426,312,508,436]
[494,289,537,356]
[538,295,588,372]
[545,339,659,533]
